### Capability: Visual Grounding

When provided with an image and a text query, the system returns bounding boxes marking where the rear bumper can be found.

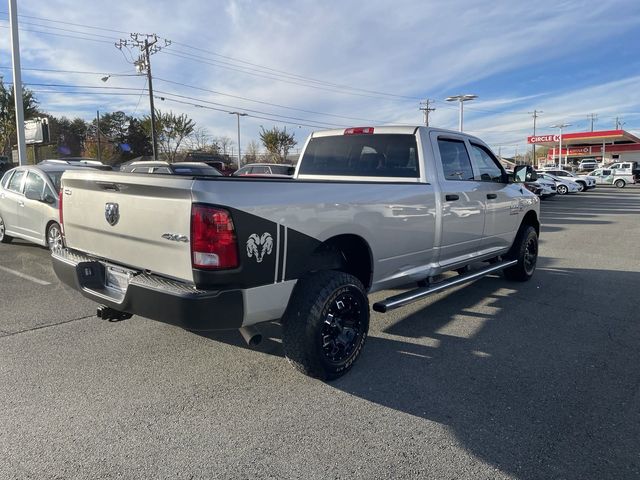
[52,249,243,331]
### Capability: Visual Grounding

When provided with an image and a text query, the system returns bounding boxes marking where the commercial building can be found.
[527,129,640,168]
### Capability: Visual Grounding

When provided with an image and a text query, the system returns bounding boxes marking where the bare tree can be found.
[187,127,211,151]
[242,140,261,165]
[215,135,233,157]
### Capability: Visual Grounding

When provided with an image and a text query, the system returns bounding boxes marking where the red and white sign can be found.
[528,134,560,144]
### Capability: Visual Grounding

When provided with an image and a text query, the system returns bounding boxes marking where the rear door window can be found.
[299,134,419,178]
[7,170,25,193]
[437,139,474,181]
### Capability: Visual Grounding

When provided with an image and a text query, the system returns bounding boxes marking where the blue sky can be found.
[1,0,639,157]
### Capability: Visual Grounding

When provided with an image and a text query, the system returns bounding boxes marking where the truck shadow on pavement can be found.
[333,262,640,480]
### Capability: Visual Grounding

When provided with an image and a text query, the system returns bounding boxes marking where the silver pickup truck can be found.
[52,126,540,380]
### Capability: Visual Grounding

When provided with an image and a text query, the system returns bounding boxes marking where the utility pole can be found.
[96,110,101,162]
[528,110,542,165]
[419,99,436,126]
[9,0,27,166]
[115,33,171,160]
[615,116,625,130]
[587,113,597,132]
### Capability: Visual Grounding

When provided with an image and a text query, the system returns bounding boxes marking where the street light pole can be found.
[8,0,27,166]
[229,112,247,169]
[445,94,477,132]
[550,123,571,169]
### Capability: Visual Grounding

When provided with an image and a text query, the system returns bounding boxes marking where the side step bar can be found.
[372,259,518,313]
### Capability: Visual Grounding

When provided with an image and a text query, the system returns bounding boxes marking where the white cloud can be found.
[1,0,638,156]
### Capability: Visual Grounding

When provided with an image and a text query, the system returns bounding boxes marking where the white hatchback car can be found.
[0,164,88,249]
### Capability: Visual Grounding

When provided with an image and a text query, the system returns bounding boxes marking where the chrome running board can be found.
[372,259,518,313]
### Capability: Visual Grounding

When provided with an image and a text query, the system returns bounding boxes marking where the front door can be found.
[467,142,521,252]
[432,134,485,267]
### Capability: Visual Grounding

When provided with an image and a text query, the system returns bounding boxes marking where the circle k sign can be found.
[527,134,561,143]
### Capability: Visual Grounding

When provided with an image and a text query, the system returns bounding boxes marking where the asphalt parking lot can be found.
[1,188,639,479]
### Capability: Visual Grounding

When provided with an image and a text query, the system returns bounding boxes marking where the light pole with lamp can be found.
[229,112,248,170]
[445,94,477,132]
[549,123,571,169]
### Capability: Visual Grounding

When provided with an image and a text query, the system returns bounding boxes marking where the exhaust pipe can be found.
[239,326,262,347]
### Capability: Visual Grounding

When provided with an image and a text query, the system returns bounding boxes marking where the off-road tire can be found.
[504,225,538,282]
[615,179,625,188]
[282,270,369,381]
[0,214,13,243]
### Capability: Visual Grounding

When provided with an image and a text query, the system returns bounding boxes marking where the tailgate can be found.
[61,171,194,282]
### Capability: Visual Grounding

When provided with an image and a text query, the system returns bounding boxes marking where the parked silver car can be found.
[0,164,87,249]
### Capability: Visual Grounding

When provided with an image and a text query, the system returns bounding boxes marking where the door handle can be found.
[486,193,497,199]
[445,194,459,201]
[18,201,24,207]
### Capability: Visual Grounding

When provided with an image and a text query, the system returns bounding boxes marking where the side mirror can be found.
[513,165,537,183]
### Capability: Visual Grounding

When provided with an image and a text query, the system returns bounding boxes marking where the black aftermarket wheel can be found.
[282,270,369,380]
[504,225,538,282]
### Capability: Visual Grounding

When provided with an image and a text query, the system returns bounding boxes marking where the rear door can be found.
[61,171,195,282]
[431,133,485,266]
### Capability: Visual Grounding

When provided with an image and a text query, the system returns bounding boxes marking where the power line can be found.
[161,50,416,102]
[0,11,420,102]
[163,48,419,101]
[152,90,345,127]
[0,10,128,34]
[152,77,398,124]
[0,22,113,44]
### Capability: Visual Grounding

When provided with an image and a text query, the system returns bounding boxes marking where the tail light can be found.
[344,127,374,135]
[58,189,64,228]
[191,205,239,270]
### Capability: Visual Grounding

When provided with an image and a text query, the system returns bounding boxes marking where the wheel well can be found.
[313,234,373,290]
[521,210,540,236]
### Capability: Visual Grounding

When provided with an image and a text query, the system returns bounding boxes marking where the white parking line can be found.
[0,265,51,286]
